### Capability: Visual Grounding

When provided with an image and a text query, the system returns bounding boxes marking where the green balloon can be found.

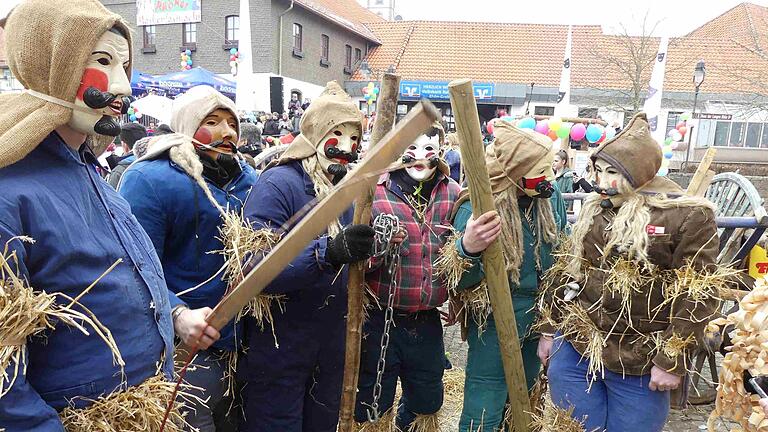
[556,124,571,139]
[665,137,673,145]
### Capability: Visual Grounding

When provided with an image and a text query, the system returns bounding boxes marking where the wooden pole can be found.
[686,147,717,197]
[338,73,401,432]
[448,79,532,432]
[205,101,441,331]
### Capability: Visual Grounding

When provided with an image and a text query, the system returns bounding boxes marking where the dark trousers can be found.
[354,307,445,430]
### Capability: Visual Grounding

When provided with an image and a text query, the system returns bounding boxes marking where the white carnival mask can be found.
[69,29,132,137]
[404,134,439,182]
[519,155,555,198]
[315,121,361,182]
[593,158,627,208]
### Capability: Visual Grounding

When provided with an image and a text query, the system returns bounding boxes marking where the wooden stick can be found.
[686,147,717,197]
[531,115,608,126]
[205,101,442,332]
[449,79,532,432]
[338,73,401,432]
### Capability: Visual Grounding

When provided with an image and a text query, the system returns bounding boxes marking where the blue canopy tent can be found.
[145,67,236,100]
[130,70,157,97]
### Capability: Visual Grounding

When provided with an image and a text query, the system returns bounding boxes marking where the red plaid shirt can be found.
[366,173,461,312]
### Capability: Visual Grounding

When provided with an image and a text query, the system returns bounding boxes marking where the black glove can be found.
[326,224,375,266]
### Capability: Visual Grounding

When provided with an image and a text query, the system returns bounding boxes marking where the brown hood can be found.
[486,121,552,194]
[272,81,362,166]
[591,112,662,188]
[0,0,132,168]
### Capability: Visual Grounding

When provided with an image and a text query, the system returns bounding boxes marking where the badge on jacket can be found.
[645,225,666,235]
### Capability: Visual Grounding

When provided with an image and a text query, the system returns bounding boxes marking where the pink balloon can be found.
[534,120,550,135]
[487,121,495,135]
[570,123,587,141]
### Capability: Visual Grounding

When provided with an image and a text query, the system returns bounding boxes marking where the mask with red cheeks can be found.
[519,155,556,198]
[403,134,439,182]
[315,122,361,177]
[593,158,627,208]
[192,108,239,154]
[69,28,133,137]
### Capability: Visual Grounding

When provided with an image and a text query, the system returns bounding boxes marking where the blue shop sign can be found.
[400,81,495,102]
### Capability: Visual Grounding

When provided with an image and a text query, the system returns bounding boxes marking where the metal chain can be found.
[367,213,401,422]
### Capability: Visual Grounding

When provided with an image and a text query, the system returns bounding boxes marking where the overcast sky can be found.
[2,1,766,37]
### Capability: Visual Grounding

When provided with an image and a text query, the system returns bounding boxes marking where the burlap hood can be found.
[591,112,662,189]
[272,81,362,166]
[0,0,132,169]
[486,121,552,194]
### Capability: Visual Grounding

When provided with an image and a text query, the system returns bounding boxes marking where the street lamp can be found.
[683,60,706,170]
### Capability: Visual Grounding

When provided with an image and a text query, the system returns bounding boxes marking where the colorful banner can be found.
[399,81,494,101]
[553,25,572,118]
[642,37,669,142]
[137,0,202,26]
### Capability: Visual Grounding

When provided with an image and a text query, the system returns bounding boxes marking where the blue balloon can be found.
[605,127,616,140]
[129,114,137,122]
[230,47,238,55]
[663,151,674,159]
[186,58,193,65]
[658,167,669,176]
[185,49,192,56]
[586,124,603,144]
[518,117,535,129]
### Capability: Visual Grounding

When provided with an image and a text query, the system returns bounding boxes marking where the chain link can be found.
[367,213,401,422]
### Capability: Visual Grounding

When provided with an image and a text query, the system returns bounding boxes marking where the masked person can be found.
[441,123,567,431]
[538,113,721,432]
[119,85,257,431]
[0,1,197,429]
[353,123,461,431]
[239,81,375,432]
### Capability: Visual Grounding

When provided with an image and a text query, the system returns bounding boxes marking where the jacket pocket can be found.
[39,381,98,405]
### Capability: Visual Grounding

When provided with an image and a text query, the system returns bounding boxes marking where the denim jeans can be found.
[547,336,671,432]
[183,348,239,432]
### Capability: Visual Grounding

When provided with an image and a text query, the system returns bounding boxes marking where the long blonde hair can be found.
[302,155,342,237]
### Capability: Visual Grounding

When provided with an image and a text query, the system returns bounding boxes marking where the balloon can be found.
[373,87,380,94]
[680,113,691,121]
[135,112,143,119]
[670,129,683,142]
[669,141,679,150]
[180,53,186,59]
[180,61,187,68]
[658,167,669,176]
[185,65,192,70]
[585,124,602,143]
[501,115,514,123]
[361,87,368,94]
[187,58,193,65]
[129,114,137,121]
[534,120,550,135]
[663,150,673,159]
[127,107,134,115]
[487,121,495,135]
[676,121,685,130]
[185,49,191,56]
[570,123,587,141]
[678,125,687,136]
[596,130,607,144]
[665,137,673,145]
[547,129,558,141]
[367,99,373,106]
[518,117,536,129]
[667,129,677,138]
[549,118,562,132]
[660,158,671,168]
[230,47,238,55]
[557,123,571,139]
[605,127,616,140]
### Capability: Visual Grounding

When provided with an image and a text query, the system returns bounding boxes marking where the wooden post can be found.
[448,79,532,432]
[686,147,717,197]
[338,73,401,432]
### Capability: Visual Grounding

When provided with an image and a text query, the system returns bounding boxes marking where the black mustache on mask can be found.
[327,163,348,185]
[94,116,121,136]
[592,183,620,196]
[207,140,238,153]
[600,199,615,209]
[325,146,358,162]
[83,87,133,113]
[534,180,554,198]
[401,155,439,168]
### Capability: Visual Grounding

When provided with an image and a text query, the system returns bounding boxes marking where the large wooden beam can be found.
[338,73,401,432]
[686,147,717,197]
[206,101,441,330]
[448,79,532,432]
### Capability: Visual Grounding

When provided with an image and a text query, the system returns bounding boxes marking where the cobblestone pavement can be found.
[441,322,742,432]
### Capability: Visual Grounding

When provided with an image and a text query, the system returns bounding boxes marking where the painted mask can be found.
[69,29,133,137]
[193,108,241,180]
[519,155,555,198]
[403,134,439,182]
[593,158,627,208]
[316,122,361,184]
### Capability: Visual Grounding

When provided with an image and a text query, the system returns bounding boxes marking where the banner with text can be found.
[137,0,202,26]
[400,81,495,102]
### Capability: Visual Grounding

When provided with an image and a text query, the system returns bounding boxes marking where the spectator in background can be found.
[147,121,156,135]
[292,108,303,132]
[278,113,293,136]
[263,112,280,136]
[573,163,595,193]
[552,149,574,194]
[155,124,173,136]
[301,97,311,110]
[444,132,462,183]
[238,122,263,157]
[108,123,147,188]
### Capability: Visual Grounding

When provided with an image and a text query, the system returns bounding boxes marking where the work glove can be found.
[326,224,375,266]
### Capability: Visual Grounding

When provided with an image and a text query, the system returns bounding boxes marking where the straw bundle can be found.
[59,374,196,432]
[708,275,768,431]
[456,282,492,335]
[530,396,588,432]
[434,231,474,292]
[557,303,605,386]
[0,238,124,398]
[355,409,397,432]
[407,414,440,432]
[601,257,654,323]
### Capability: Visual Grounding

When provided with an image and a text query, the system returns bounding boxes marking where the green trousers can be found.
[458,296,540,432]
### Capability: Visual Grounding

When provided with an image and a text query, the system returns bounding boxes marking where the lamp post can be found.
[683,60,706,171]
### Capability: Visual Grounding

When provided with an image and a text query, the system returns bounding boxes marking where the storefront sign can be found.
[694,113,733,120]
[137,0,202,26]
[399,81,495,102]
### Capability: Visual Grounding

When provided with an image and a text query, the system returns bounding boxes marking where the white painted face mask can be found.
[404,134,439,182]
[593,158,627,208]
[315,122,361,183]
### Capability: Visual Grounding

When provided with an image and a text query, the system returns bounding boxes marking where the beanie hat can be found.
[272,81,362,166]
[120,123,148,150]
[591,112,662,189]
[0,0,132,168]
[486,121,552,194]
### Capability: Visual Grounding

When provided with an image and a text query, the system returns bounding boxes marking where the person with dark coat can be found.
[239,82,374,431]
[107,122,146,188]
[263,112,280,136]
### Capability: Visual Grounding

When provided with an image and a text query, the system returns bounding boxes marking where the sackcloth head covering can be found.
[486,121,552,194]
[0,0,132,169]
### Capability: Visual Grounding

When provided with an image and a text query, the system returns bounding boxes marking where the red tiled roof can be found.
[294,0,384,43]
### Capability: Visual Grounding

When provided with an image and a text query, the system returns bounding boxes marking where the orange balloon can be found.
[678,125,687,136]
[547,129,558,141]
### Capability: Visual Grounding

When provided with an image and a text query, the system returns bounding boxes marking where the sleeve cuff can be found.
[652,352,687,376]
[168,292,187,310]
[456,236,482,261]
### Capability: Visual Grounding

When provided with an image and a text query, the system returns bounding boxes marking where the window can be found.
[225,15,239,43]
[730,122,745,147]
[375,0,384,4]
[746,122,762,148]
[534,106,554,116]
[182,23,197,46]
[320,34,329,65]
[713,121,730,146]
[355,47,362,65]
[761,124,768,148]
[143,25,156,49]
[344,45,352,73]
[293,23,303,52]
[665,111,682,137]
[577,107,598,119]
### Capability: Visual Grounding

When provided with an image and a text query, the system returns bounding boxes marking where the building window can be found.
[665,111,682,137]
[182,23,197,46]
[534,106,554,116]
[320,34,330,65]
[761,124,768,148]
[225,15,239,44]
[344,45,352,73]
[293,23,303,52]
[577,107,598,119]
[746,122,762,148]
[143,25,156,49]
[730,122,745,147]
[355,47,362,65]
[713,121,730,146]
